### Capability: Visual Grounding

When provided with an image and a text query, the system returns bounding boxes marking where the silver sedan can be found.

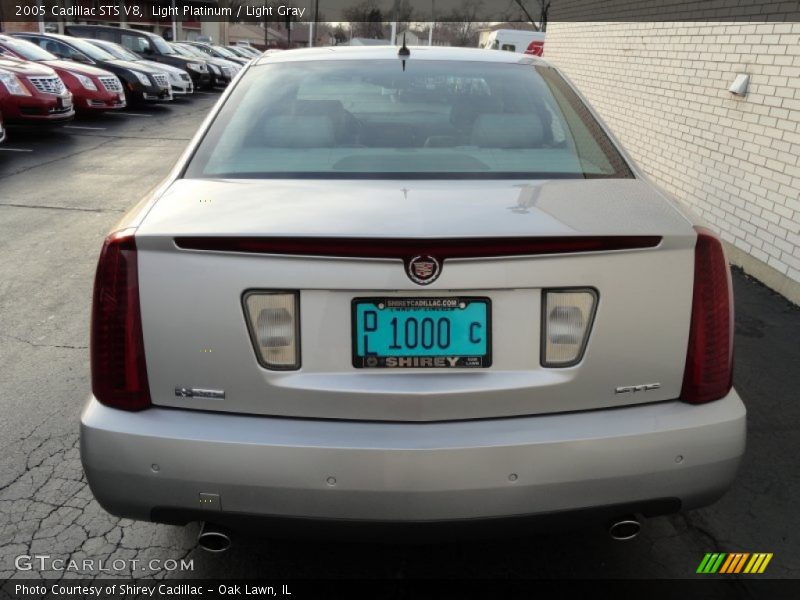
[81,46,745,547]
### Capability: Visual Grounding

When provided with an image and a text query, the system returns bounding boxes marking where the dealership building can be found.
[545,17,800,304]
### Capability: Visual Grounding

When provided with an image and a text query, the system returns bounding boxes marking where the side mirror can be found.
[72,53,91,64]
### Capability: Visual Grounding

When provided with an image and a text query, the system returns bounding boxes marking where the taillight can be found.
[90,228,151,411]
[680,227,734,404]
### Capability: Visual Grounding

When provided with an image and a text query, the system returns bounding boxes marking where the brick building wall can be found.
[544,21,800,303]
[0,21,39,33]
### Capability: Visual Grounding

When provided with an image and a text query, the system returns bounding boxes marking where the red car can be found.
[0,34,124,114]
[0,57,74,126]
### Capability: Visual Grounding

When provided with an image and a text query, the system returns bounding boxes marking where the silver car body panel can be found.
[136,178,696,421]
[81,390,745,522]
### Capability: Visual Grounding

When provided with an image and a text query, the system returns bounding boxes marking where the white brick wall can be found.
[544,22,800,290]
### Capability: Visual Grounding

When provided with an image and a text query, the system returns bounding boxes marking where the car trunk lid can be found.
[134,177,696,421]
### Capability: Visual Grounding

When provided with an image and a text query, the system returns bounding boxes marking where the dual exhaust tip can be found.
[608,516,641,541]
[197,522,232,553]
[197,516,641,551]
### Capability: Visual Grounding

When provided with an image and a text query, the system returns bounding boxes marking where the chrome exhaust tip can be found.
[609,516,641,541]
[197,522,232,553]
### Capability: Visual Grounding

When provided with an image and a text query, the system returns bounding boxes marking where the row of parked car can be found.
[0,24,264,141]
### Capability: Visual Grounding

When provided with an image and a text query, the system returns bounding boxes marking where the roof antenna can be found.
[398,33,409,71]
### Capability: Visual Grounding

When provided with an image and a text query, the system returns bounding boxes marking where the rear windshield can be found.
[185,60,633,180]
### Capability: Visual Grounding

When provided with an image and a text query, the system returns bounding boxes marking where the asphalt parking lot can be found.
[0,96,798,581]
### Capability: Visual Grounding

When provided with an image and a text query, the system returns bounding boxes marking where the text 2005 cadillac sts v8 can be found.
[81,47,745,544]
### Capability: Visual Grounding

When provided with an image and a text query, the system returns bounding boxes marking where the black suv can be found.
[65,25,211,90]
[13,32,171,104]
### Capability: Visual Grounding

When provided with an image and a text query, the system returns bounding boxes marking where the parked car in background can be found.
[482,29,545,56]
[65,24,211,91]
[182,41,250,67]
[172,43,236,88]
[0,34,125,114]
[0,57,73,127]
[242,46,265,58]
[81,47,744,544]
[84,39,193,96]
[13,33,171,105]
[226,45,260,60]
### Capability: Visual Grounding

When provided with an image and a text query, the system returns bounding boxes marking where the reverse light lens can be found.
[680,227,734,404]
[243,292,300,370]
[90,229,151,411]
[0,71,31,96]
[541,289,598,367]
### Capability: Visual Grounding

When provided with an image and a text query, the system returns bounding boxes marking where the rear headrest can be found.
[471,114,544,149]
[263,115,335,148]
[449,95,504,129]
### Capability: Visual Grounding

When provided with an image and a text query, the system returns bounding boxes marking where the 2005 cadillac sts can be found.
[81,46,745,548]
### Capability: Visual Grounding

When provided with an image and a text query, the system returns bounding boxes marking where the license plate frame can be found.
[58,96,72,110]
[351,297,492,369]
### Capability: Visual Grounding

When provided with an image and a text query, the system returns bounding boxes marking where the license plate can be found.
[352,297,491,368]
[59,96,72,110]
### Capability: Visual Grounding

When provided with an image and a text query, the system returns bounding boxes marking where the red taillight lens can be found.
[681,227,734,404]
[90,229,151,411]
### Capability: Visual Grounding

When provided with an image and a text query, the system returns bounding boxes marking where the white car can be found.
[81,46,745,549]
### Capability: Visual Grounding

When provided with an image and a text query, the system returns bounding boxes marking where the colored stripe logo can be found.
[697,553,773,574]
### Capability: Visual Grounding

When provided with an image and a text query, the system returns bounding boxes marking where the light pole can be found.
[37,0,44,33]
[171,0,177,41]
[390,0,397,44]
[428,0,435,46]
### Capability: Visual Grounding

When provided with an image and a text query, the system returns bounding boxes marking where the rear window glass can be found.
[185,60,633,180]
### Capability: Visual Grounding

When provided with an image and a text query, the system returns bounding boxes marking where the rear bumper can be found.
[81,390,746,525]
